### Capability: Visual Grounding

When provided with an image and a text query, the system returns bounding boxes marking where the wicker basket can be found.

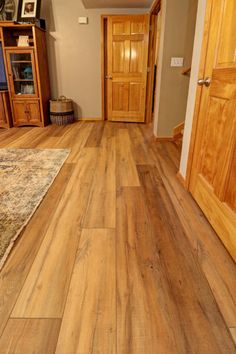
[50,96,74,126]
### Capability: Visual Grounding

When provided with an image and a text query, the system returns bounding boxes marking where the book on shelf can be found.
[12,66,20,79]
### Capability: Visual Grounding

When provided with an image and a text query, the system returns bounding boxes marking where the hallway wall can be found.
[154,0,198,138]
[41,0,147,119]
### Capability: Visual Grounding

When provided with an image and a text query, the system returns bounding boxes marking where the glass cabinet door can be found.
[6,51,38,97]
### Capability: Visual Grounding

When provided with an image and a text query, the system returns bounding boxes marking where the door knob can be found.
[198,77,211,87]
[105,75,113,80]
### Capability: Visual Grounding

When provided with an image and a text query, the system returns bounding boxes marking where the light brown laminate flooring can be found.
[0,122,235,354]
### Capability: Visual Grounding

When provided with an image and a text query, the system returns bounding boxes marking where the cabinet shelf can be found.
[11,60,32,63]
[13,79,34,82]
[4,46,35,50]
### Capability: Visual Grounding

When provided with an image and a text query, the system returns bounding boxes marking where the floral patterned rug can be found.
[0,148,70,270]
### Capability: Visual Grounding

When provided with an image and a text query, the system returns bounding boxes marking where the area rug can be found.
[0,148,70,270]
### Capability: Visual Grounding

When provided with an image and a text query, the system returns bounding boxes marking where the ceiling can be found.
[82,0,153,9]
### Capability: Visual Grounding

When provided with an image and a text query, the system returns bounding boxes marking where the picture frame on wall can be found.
[17,0,41,22]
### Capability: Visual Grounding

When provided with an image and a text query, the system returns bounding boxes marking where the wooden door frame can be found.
[101,15,108,121]
[101,5,161,122]
[185,0,212,189]
[145,0,161,123]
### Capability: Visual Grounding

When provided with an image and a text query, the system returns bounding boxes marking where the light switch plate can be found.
[171,57,184,67]
[78,17,88,24]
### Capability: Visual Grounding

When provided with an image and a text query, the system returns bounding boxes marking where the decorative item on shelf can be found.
[0,0,16,21]
[17,0,41,23]
[23,66,33,79]
[17,35,29,47]
[50,96,74,126]
[20,83,34,94]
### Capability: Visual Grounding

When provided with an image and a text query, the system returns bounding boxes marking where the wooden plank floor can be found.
[0,121,236,353]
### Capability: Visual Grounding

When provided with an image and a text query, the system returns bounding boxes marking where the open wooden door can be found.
[190,0,236,260]
[146,0,161,123]
[106,15,149,122]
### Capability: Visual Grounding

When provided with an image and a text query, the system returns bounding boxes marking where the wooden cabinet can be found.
[0,24,50,127]
[5,49,39,99]
[12,100,41,125]
[0,91,12,128]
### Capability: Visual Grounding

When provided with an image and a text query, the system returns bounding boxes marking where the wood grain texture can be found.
[4,125,57,149]
[0,163,74,336]
[194,175,236,254]
[0,319,61,354]
[116,186,188,353]
[217,0,236,67]
[185,0,213,187]
[226,151,236,212]
[137,164,236,353]
[56,228,116,354]
[127,123,155,164]
[0,91,12,128]
[51,122,93,163]
[0,127,31,147]
[85,121,105,147]
[116,128,140,187]
[107,15,149,122]
[189,0,236,259]
[83,136,116,228]
[140,126,236,329]
[12,148,98,318]
[0,122,235,352]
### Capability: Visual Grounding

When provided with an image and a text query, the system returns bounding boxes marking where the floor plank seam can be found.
[1,123,236,352]
[0,163,76,336]
[52,148,102,352]
[9,317,62,320]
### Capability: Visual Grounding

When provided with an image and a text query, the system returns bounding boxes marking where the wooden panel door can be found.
[27,101,41,124]
[107,15,149,122]
[190,0,236,260]
[12,100,29,125]
[12,100,41,126]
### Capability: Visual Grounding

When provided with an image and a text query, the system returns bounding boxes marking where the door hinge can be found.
[147,67,150,73]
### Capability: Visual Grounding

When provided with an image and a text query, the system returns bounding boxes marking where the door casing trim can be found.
[101,4,162,123]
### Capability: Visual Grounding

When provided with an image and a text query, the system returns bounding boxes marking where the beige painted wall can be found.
[154,0,198,137]
[41,0,147,119]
